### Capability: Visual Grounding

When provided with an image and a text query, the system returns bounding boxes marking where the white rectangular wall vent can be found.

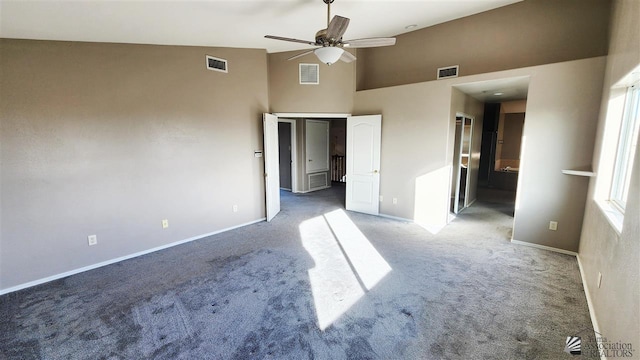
[206,55,228,73]
[437,65,459,79]
[300,64,319,85]
[308,172,328,191]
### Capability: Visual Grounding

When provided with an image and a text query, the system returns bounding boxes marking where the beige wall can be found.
[0,39,269,291]
[357,0,610,90]
[354,81,451,227]
[354,57,605,246]
[268,50,355,113]
[578,0,640,352]
[511,58,605,252]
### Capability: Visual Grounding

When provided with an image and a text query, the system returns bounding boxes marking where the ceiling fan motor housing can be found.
[315,29,327,45]
[315,29,342,46]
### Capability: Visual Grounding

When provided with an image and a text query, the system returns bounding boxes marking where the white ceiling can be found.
[455,76,530,102]
[1,0,521,53]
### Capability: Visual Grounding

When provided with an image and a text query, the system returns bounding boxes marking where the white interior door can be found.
[305,120,330,173]
[263,113,280,222]
[346,115,382,215]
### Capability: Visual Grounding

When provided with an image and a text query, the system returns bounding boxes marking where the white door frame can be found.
[275,113,350,192]
[264,113,351,215]
[452,113,474,214]
[274,113,351,118]
[452,117,463,215]
[463,116,474,208]
[277,119,298,193]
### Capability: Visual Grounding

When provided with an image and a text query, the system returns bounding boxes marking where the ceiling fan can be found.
[265,0,396,65]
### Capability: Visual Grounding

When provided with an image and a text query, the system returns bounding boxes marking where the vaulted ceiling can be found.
[1,0,521,53]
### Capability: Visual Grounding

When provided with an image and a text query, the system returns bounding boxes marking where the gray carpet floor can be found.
[1,184,597,359]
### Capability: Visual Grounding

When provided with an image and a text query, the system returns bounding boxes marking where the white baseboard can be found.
[377,213,413,222]
[0,218,266,295]
[510,239,578,256]
[576,255,605,360]
[377,213,447,234]
[297,185,330,194]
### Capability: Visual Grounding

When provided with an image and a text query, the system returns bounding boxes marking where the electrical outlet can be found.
[233,205,238,212]
[549,221,558,231]
[162,219,169,229]
[392,198,398,205]
[88,235,97,246]
[597,272,602,288]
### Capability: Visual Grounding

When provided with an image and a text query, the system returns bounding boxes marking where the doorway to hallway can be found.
[264,113,382,222]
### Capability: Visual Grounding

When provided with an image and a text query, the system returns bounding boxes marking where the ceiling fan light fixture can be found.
[314,47,344,65]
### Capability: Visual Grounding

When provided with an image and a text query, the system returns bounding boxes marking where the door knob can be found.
[373,170,379,174]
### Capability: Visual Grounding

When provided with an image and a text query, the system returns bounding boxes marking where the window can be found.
[610,84,640,212]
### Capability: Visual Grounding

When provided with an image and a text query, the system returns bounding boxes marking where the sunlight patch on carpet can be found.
[299,209,391,330]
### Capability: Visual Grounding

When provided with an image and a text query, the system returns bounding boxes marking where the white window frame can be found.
[609,84,640,212]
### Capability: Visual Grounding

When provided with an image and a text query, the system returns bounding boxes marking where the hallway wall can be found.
[354,57,605,250]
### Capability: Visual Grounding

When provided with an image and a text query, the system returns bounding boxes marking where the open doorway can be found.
[264,113,382,222]
[265,113,348,222]
[278,121,295,192]
[450,76,529,240]
[276,117,344,194]
[330,119,347,184]
[477,100,527,217]
[275,116,346,195]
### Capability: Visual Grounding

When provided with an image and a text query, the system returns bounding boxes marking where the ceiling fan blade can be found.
[339,51,357,63]
[326,15,350,41]
[343,37,396,48]
[287,50,315,61]
[265,35,317,46]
